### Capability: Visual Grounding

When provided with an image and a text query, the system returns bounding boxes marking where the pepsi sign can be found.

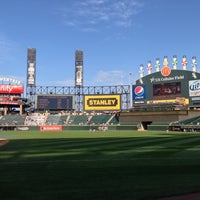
[132,85,146,100]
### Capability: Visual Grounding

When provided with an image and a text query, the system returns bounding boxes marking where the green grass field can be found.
[1,130,200,200]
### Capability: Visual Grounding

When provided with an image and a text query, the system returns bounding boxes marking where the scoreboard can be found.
[133,69,200,108]
[36,95,74,110]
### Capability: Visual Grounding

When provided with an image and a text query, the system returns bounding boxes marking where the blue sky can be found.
[0,0,200,87]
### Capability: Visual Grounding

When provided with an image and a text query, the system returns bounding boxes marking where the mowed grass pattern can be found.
[1,130,200,200]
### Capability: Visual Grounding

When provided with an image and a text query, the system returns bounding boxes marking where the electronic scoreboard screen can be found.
[153,82,181,99]
[36,95,74,110]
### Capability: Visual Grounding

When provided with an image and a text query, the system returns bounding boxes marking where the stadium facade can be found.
[120,55,200,130]
[0,50,200,131]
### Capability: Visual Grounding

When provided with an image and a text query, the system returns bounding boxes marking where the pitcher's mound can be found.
[0,138,9,146]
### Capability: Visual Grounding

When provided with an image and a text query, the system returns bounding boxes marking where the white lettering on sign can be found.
[0,85,13,93]
[150,75,184,83]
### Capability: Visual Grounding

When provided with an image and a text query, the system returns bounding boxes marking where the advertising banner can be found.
[132,85,146,101]
[147,98,189,105]
[75,65,83,86]
[189,80,200,97]
[0,85,24,94]
[40,126,62,131]
[0,101,21,105]
[84,95,121,111]
[27,62,35,86]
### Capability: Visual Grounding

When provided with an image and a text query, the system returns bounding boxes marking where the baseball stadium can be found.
[1,49,200,200]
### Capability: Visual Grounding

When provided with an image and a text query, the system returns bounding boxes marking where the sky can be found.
[0,0,200,87]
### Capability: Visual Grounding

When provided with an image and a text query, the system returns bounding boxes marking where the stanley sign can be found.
[84,95,121,111]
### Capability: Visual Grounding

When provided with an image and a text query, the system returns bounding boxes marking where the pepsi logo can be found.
[134,86,144,96]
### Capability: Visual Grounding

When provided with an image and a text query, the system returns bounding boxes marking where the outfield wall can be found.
[0,125,138,131]
[0,123,175,132]
[9,124,168,131]
[54,125,138,131]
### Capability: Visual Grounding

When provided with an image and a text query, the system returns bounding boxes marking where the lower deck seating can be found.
[25,114,46,126]
[68,115,88,125]
[89,114,113,124]
[0,115,26,125]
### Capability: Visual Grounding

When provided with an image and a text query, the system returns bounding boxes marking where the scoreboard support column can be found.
[20,104,23,115]
[3,107,8,115]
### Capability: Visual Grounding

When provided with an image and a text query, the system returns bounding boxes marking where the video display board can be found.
[153,82,181,99]
[36,95,74,110]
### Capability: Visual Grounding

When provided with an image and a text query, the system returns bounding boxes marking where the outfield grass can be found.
[1,130,200,200]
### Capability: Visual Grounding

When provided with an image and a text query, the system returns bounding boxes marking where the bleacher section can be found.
[46,115,64,125]
[0,112,120,128]
[45,115,68,125]
[190,117,200,125]
[108,115,119,124]
[90,114,113,124]
[59,115,68,125]
[0,115,26,125]
[68,115,88,125]
[25,114,46,126]
[1,111,200,132]
[169,115,200,132]
[178,115,200,125]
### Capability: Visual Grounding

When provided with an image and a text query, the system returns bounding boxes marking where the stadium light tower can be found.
[75,50,84,112]
[75,50,83,87]
[26,48,36,103]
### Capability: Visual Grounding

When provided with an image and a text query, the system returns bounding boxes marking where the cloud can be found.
[37,79,75,86]
[36,70,131,86]
[91,70,129,85]
[56,0,143,31]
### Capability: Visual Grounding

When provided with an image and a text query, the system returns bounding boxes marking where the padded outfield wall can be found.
[12,125,138,131]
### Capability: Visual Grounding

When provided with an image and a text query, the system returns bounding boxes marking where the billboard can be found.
[0,95,22,106]
[147,98,189,105]
[189,80,200,97]
[0,85,24,94]
[84,95,121,111]
[75,65,83,86]
[132,85,146,101]
[0,101,21,105]
[27,48,36,86]
[27,62,36,86]
[133,68,197,107]
[36,95,74,110]
[75,50,83,87]
[40,126,62,131]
